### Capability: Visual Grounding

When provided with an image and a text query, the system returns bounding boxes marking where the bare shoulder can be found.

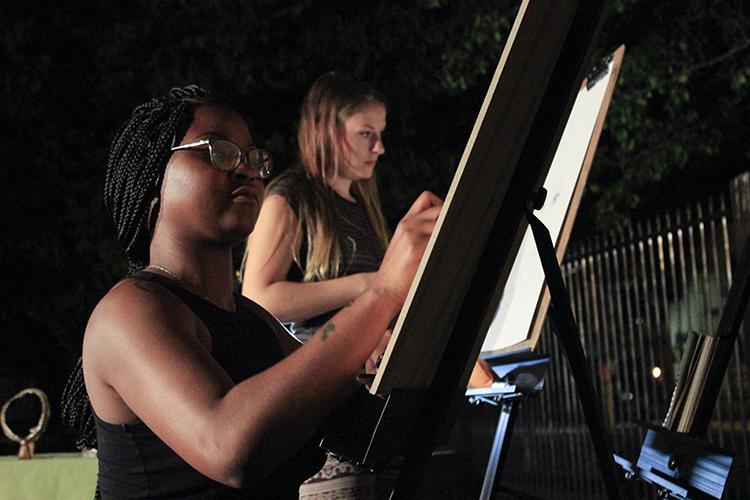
[82,277,234,433]
[83,277,198,356]
[251,194,297,242]
[259,194,295,222]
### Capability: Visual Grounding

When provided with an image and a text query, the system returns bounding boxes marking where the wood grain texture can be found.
[372,0,607,394]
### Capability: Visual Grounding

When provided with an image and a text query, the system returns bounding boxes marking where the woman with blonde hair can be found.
[243,72,390,342]
[243,72,493,498]
[242,73,397,498]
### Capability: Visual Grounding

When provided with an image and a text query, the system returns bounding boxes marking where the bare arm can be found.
[242,194,374,323]
[85,191,443,488]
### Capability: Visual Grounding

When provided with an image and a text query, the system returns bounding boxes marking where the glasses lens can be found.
[210,140,240,171]
[248,149,273,179]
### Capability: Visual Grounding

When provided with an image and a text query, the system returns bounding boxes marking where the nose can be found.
[371,135,385,155]
[233,158,260,181]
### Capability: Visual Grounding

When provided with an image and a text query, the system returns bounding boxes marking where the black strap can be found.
[526,209,625,500]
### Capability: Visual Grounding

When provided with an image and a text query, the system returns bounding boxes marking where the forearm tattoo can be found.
[320,323,335,341]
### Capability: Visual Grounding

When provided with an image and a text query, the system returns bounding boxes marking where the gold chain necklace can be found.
[145,264,223,307]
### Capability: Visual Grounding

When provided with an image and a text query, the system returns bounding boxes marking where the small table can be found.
[0,452,97,499]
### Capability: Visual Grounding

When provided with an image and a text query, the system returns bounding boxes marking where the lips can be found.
[231,185,260,204]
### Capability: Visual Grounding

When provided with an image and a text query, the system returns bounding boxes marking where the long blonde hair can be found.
[285,72,390,281]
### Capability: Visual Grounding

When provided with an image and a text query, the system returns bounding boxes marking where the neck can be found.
[148,232,236,311]
[328,175,356,202]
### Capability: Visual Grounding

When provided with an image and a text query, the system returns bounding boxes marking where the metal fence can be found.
[500,172,750,499]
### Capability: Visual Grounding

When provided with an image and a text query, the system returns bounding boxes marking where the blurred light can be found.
[651,366,663,379]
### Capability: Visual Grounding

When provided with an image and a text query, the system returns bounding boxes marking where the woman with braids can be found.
[63,85,442,498]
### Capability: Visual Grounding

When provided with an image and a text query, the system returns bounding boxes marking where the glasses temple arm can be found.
[170,139,211,151]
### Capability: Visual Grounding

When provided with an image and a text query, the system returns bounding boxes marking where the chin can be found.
[359,167,376,180]
[230,205,259,227]
[236,220,257,238]
[222,228,254,248]
[219,218,257,244]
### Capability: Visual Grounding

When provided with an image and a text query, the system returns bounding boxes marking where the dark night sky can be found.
[1,0,748,454]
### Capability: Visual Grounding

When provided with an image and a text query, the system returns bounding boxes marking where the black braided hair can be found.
[61,85,216,450]
[105,85,215,273]
[60,357,96,449]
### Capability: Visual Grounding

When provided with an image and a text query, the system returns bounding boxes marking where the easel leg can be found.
[526,210,625,499]
[480,399,518,500]
[387,447,430,500]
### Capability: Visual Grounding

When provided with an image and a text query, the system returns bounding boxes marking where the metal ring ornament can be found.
[1,388,51,445]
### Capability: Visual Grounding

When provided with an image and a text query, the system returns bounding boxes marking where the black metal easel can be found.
[524,199,626,499]
[458,194,627,499]
[466,352,550,499]
[321,194,627,499]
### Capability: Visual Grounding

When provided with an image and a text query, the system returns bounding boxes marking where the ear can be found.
[147,196,160,235]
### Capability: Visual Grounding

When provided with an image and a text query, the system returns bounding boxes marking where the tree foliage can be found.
[0,0,517,448]
[590,0,750,228]
[1,0,747,449]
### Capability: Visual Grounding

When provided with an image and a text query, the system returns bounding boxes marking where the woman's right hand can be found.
[371,191,443,309]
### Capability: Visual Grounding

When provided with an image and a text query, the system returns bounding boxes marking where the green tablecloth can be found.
[0,452,97,500]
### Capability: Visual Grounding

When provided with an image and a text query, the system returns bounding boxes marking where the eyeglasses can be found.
[171,138,273,179]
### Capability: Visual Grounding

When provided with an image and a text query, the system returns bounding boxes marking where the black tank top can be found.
[94,271,325,499]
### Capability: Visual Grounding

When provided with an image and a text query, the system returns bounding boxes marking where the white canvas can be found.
[481,58,615,353]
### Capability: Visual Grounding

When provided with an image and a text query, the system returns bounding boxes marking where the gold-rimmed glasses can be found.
[171,138,273,179]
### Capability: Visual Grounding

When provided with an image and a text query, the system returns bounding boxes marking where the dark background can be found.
[1,0,748,454]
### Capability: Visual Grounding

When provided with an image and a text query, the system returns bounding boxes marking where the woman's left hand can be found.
[365,329,392,375]
[467,358,496,388]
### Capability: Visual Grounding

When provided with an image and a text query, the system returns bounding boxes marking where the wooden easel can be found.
[322,1,627,498]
